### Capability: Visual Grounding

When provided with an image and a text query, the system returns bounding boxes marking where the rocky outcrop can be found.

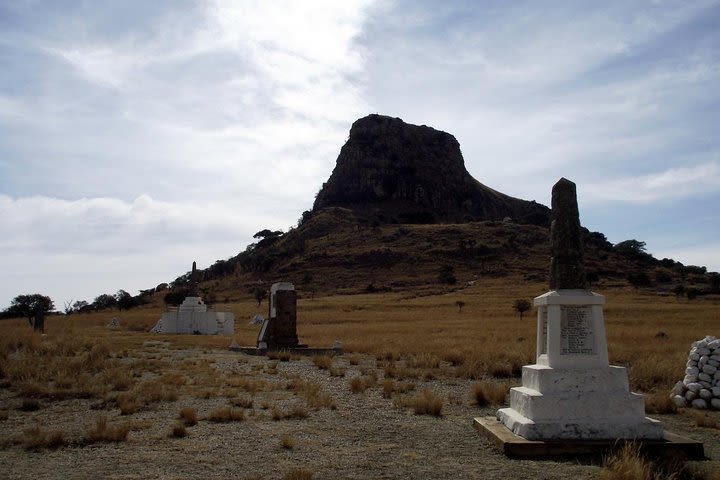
[313,114,549,225]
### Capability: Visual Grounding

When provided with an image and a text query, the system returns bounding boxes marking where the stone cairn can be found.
[672,335,720,410]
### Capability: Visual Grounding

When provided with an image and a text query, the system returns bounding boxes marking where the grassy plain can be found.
[1,276,719,479]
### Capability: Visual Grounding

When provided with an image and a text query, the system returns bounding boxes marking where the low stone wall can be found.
[672,336,720,409]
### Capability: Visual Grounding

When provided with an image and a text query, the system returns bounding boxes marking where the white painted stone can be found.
[673,395,687,407]
[691,398,708,409]
[708,339,720,349]
[699,373,713,383]
[689,353,701,361]
[700,381,712,389]
[686,390,697,401]
[698,347,711,356]
[684,374,698,384]
[703,364,717,375]
[150,296,234,335]
[699,389,713,400]
[498,289,663,441]
[687,366,700,375]
[699,355,709,366]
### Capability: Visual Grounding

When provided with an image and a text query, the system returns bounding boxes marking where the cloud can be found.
[583,162,720,204]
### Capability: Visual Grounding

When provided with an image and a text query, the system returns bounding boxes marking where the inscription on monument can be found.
[540,307,548,355]
[560,306,595,355]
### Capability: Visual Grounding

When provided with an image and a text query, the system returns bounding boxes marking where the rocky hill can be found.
[150,115,717,304]
[312,114,549,225]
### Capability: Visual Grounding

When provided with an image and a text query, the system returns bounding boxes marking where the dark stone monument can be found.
[549,178,587,290]
[189,261,200,297]
[257,283,302,349]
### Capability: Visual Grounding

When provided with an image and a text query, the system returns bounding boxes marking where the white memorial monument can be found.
[496,178,663,440]
[151,262,234,335]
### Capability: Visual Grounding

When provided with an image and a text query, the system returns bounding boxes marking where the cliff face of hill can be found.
[313,114,549,225]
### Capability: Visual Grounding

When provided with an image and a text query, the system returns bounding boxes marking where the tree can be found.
[513,299,531,320]
[253,287,267,307]
[72,300,90,313]
[614,239,652,261]
[92,293,117,311]
[6,294,54,328]
[116,290,135,311]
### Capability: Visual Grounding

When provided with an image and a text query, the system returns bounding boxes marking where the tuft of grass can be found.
[85,415,130,443]
[349,375,375,393]
[329,365,346,377]
[347,353,361,365]
[312,355,333,370]
[230,395,254,409]
[382,379,415,398]
[207,406,245,423]
[280,434,295,449]
[692,411,719,430]
[644,393,677,415]
[179,407,198,426]
[442,350,465,366]
[169,422,188,438]
[272,404,309,421]
[472,381,509,407]
[284,467,314,480]
[22,425,65,451]
[599,443,653,480]
[267,351,293,362]
[288,378,336,410]
[409,389,443,416]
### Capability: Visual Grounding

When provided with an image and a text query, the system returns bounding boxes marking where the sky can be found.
[1,0,719,309]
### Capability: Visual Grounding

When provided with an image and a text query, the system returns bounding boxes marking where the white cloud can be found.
[583,162,720,204]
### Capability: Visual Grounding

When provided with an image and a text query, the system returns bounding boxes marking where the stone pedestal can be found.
[151,296,234,335]
[497,289,663,440]
[257,282,302,349]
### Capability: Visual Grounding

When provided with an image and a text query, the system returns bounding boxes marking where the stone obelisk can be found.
[496,178,663,440]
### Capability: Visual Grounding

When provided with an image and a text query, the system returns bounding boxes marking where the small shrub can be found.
[329,366,346,377]
[280,434,295,449]
[118,397,140,415]
[179,407,198,426]
[207,407,245,423]
[347,354,361,365]
[271,404,309,421]
[170,422,188,438]
[472,381,508,407]
[267,351,292,362]
[382,379,415,398]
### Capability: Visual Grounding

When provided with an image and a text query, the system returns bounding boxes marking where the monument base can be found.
[229,345,342,356]
[498,364,664,440]
[474,416,704,458]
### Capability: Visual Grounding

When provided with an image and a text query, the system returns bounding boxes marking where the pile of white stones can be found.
[672,336,720,409]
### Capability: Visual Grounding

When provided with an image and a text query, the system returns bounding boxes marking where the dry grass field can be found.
[1,276,719,479]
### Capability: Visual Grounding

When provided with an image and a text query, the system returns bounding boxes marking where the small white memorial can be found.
[496,179,663,440]
[150,262,234,335]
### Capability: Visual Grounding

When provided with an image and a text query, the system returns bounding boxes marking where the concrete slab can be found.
[474,416,704,459]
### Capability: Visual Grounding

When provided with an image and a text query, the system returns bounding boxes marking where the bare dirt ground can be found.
[1,344,718,480]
